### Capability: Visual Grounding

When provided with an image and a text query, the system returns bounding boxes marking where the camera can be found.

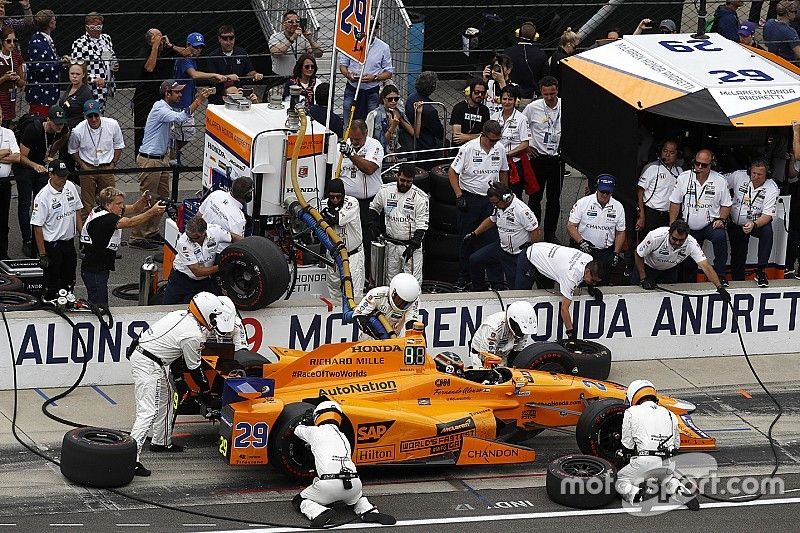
[241,88,253,97]
[491,63,502,73]
[207,87,217,95]
[147,193,179,219]
[299,18,307,31]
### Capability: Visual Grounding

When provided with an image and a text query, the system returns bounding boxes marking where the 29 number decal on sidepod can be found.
[233,421,270,448]
[219,436,228,457]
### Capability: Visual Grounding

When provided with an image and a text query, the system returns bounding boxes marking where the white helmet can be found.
[388,273,421,312]
[314,400,343,426]
[626,379,658,405]
[189,292,236,334]
[506,301,537,337]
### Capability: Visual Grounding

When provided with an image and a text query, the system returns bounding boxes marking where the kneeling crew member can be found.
[293,401,395,528]
[197,175,252,249]
[353,272,421,338]
[615,380,700,511]
[469,300,537,368]
[129,292,236,477]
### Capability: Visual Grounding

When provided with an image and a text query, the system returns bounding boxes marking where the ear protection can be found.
[488,181,513,203]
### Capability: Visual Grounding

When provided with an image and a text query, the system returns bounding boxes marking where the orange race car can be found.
[182,324,715,482]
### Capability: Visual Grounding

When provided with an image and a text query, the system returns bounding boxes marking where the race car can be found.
[183,323,715,482]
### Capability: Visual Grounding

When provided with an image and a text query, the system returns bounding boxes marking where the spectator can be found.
[669,149,732,285]
[632,18,655,35]
[366,84,413,158]
[406,71,443,153]
[58,62,93,129]
[714,1,745,42]
[466,181,540,290]
[320,179,364,302]
[448,120,509,289]
[70,12,118,111]
[482,53,514,116]
[205,25,263,105]
[0,106,20,259]
[67,99,124,219]
[725,159,780,286]
[197,175,252,247]
[26,9,65,118]
[282,53,319,105]
[787,121,800,279]
[80,188,166,305]
[523,76,563,243]
[269,10,322,81]
[738,21,764,48]
[0,1,33,34]
[369,163,429,284]
[163,215,239,304]
[592,27,621,48]
[223,84,259,103]
[549,28,580,87]
[13,105,69,258]
[0,27,23,128]
[339,22,393,126]
[450,78,489,147]
[748,1,781,23]
[636,140,683,236]
[503,21,548,106]
[31,159,82,299]
[308,82,343,138]
[130,80,213,250]
[763,1,800,62]
[659,19,678,33]
[567,174,626,273]
[132,28,191,154]
[492,85,531,198]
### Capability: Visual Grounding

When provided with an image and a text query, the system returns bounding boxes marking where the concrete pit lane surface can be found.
[0,354,799,532]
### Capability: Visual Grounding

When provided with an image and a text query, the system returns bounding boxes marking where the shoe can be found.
[361,511,396,525]
[134,462,151,477]
[563,169,572,177]
[755,270,768,288]
[683,496,700,511]
[149,443,184,453]
[785,270,800,280]
[310,508,335,528]
[453,279,469,292]
[719,278,729,288]
[148,234,166,244]
[129,239,159,250]
[116,252,123,259]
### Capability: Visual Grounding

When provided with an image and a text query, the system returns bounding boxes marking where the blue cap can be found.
[596,174,616,193]
[738,21,756,37]
[187,32,205,47]
[83,99,101,116]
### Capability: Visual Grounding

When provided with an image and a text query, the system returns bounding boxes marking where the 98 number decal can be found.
[233,421,270,448]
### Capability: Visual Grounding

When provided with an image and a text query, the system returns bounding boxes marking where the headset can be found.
[488,181,513,203]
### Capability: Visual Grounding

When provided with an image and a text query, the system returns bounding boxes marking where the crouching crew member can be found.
[353,272,421,338]
[321,178,364,302]
[293,401,395,528]
[197,175,252,249]
[469,301,537,368]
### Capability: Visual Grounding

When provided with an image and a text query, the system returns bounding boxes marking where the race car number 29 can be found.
[221,422,270,453]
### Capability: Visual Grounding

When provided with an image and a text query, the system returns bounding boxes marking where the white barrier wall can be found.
[1,283,799,389]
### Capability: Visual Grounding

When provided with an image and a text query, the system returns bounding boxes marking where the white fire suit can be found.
[294,423,376,520]
[468,311,532,368]
[320,195,364,303]
[369,183,429,283]
[615,401,687,502]
[352,286,419,337]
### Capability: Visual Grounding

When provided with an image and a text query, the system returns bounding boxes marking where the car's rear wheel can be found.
[268,402,317,482]
[546,454,617,508]
[575,398,627,467]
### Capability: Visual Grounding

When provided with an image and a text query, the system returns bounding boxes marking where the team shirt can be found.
[525,242,593,299]
[724,170,780,226]
[198,190,246,248]
[136,310,206,369]
[522,97,561,156]
[490,196,539,254]
[469,310,532,367]
[491,108,530,162]
[340,136,384,200]
[369,183,429,241]
[0,126,20,178]
[353,286,420,335]
[173,223,232,280]
[68,117,125,166]
[320,194,363,252]
[450,136,509,195]
[30,180,83,241]
[636,226,707,270]
[80,208,122,272]
[638,160,683,211]
[669,170,732,231]
[568,193,626,249]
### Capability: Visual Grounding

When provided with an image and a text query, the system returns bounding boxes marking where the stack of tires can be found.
[381,165,430,193]
[423,163,461,284]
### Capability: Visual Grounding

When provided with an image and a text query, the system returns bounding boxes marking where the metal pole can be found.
[577,0,629,42]
[693,0,709,39]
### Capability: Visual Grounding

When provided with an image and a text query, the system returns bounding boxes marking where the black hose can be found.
[111,282,140,301]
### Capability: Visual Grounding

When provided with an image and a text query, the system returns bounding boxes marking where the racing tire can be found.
[424,229,461,262]
[60,427,137,488]
[429,164,456,205]
[220,236,290,311]
[381,166,430,192]
[0,273,24,292]
[0,291,40,311]
[268,402,318,482]
[422,258,460,284]
[556,339,613,381]
[511,343,578,375]
[575,398,627,467]
[546,454,617,509]
[429,200,458,233]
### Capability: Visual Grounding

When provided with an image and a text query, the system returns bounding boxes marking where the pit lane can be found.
[0,355,798,532]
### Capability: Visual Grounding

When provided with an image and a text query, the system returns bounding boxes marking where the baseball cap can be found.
[48,105,67,125]
[738,21,756,37]
[47,159,69,177]
[160,79,187,95]
[187,32,205,47]
[83,99,101,116]
[596,174,616,193]
[659,19,677,32]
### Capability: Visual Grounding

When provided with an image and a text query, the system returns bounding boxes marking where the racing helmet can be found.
[388,273,421,312]
[314,400,343,426]
[189,292,236,334]
[506,301,537,337]
[626,379,658,405]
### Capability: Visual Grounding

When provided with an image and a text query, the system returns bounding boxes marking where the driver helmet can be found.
[388,273,420,313]
[189,292,236,334]
[626,379,658,405]
[506,301,537,337]
[314,400,343,426]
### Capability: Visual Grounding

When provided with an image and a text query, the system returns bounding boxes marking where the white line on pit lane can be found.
[116,525,151,527]
[48,525,84,527]
[206,496,800,533]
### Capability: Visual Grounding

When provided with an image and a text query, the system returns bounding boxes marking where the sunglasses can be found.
[86,25,103,31]
[385,96,400,102]
[692,160,710,168]
[4,38,17,44]
[472,90,486,95]
[219,35,235,41]
[285,19,300,24]
[302,64,316,69]
[70,59,86,65]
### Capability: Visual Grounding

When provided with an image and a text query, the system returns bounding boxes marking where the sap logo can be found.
[434,378,450,388]
[357,421,395,444]
[351,345,402,353]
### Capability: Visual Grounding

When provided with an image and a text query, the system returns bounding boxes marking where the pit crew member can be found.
[515,242,602,339]
[352,272,421,338]
[128,292,236,477]
[636,141,682,235]
[369,163,429,283]
[293,401,394,527]
[615,380,700,511]
[469,300,537,367]
[320,178,364,302]
[567,174,626,273]
[197,175,252,249]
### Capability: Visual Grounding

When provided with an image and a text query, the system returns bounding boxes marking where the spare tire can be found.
[0,291,40,311]
[511,343,578,375]
[381,166,430,192]
[60,427,137,488]
[429,164,456,205]
[546,454,617,508]
[557,339,612,381]
[423,257,460,284]
[220,236,290,310]
[429,200,458,233]
[424,229,461,261]
[0,273,23,292]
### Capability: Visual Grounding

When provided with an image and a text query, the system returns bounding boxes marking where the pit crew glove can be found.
[578,239,595,254]
[39,254,50,269]
[218,261,235,278]
[611,252,624,268]
[565,328,577,340]
[717,286,731,304]
[403,230,425,261]
[641,278,656,290]
[300,408,315,426]
[354,314,382,339]
[338,142,355,158]
[189,366,210,393]
[462,232,477,245]
[321,206,339,226]
[456,195,468,212]
[588,286,603,302]
[518,241,531,251]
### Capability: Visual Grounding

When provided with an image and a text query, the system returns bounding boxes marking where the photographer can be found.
[482,53,514,115]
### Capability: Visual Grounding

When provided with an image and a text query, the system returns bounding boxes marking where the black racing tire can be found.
[429,200,458,233]
[429,163,456,205]
[220,236,290,311]
[0,273,24,292]
[575,398,627,467]
[381,166,430,192]
[421,279,457,294]
[511,343,578,375]
[557,339,613,381]
[0,291,40,311]
[546,454,617,508]
[422,258,461,284]
[60,427,137,488]
[268,402,318,482]
[424,229,461,262]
